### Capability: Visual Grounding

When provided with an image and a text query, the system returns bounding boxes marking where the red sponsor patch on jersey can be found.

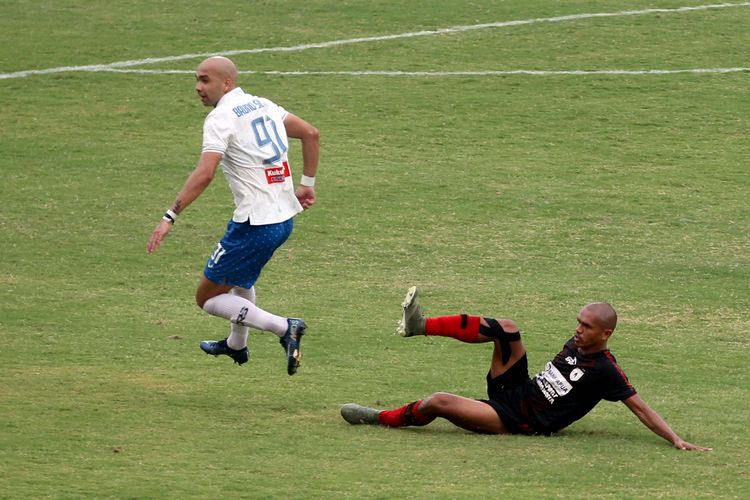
[265,161,290,184]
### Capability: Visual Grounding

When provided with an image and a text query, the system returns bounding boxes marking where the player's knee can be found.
[195,292,208,309]
[421,392,456,413]
[499,319,519,335]
[480,318,521,338]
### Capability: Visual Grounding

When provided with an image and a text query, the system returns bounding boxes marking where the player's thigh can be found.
[487,319,527,377]
[195,274,233,308]
[424,392,508,434]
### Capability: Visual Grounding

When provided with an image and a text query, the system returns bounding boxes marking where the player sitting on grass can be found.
[341,287,711,451]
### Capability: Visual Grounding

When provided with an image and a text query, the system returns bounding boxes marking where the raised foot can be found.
[280,318,306,375]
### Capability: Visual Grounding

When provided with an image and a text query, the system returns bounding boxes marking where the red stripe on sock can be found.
[378,404,410,427]
[425,315,481,343]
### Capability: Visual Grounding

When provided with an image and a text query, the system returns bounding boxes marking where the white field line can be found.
[1,1,749,80]
[96,68,750,76]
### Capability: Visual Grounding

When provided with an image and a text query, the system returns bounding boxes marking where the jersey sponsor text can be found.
[535,362,573,403]
[265,161,291,184]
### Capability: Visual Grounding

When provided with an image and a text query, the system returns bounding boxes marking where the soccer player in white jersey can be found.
[148,56,319,375]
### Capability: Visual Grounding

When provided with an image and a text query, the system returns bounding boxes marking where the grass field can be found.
[1,0,749,498]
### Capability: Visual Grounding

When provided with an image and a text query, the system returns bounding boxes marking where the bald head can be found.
[198,56,238,83]
[195,56,238,107]
[583,302,618,332]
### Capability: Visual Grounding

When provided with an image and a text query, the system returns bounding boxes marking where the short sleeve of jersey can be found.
[599,352,637,402]
[202,110,233,154]
[270,100,288,121]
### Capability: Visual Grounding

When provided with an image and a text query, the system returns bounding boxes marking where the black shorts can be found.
[479,354,538,435]
[485,353,530,400]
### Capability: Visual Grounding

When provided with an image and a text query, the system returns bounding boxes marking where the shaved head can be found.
[198,56,238,83]
[194,56,238,107]
[583,302,618,332]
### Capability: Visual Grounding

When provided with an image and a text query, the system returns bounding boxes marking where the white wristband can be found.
[163,209,178,224]
[300,175,316,187]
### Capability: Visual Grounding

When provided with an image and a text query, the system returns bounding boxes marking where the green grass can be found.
[1,0,749,498]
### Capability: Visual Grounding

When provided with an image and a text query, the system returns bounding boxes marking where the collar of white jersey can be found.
[216,87,244,108]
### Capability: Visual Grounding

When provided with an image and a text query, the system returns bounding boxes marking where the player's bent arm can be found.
[284,113,319,210]
[284,113,319,178]
[622,394,711,451]
[147,152,222,254]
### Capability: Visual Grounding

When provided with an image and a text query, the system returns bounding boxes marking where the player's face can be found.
[195,66,226,107]
[574,306,610,354]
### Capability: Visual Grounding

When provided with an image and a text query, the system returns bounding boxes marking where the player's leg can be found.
[480,318,527,377]
[397,286,489,342]
[485,323,530,401]
[194,276,251,365]
[196,219,305,374]
[419,392,510,434]
[226,286,255,349]
[341,392,509,434]
[197,276,287,334]
[234,285,256,304]
[198,276,305,374]
[397,288,522,359]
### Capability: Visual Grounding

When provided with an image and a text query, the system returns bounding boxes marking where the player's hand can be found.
[295,185,316,210]
[147,219,173,254]
[673,439,712,451]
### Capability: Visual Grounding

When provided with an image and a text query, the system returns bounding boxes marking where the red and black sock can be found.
[378,400,435,427]
[424,314,481,343]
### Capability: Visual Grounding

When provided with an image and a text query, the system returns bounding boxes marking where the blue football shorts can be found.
[203,218,293,288]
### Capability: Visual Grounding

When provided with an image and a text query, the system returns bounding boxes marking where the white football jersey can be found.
[202,87,303,225]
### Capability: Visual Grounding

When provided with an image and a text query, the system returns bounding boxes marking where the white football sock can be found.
[203,293,287,338]
[226,287,256,349]
[233,285,256,304]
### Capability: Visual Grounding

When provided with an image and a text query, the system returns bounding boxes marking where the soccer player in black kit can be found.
[341,287,711,451]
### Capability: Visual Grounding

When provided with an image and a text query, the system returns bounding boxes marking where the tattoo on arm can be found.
[174,199,183,214]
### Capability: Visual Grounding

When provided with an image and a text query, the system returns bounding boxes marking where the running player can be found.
[147,56,319,375]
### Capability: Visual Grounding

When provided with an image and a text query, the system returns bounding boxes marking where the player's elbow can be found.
[194,170,215,187]
[302,125,320,144]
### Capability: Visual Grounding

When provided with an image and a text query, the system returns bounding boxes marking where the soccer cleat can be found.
[340,403,381,425]
[199,338,249,365]
[396,286,426,337]
[280,318,306,375]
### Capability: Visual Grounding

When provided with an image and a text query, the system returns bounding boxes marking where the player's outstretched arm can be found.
[147,152,222,253]
[623,394,712,451]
